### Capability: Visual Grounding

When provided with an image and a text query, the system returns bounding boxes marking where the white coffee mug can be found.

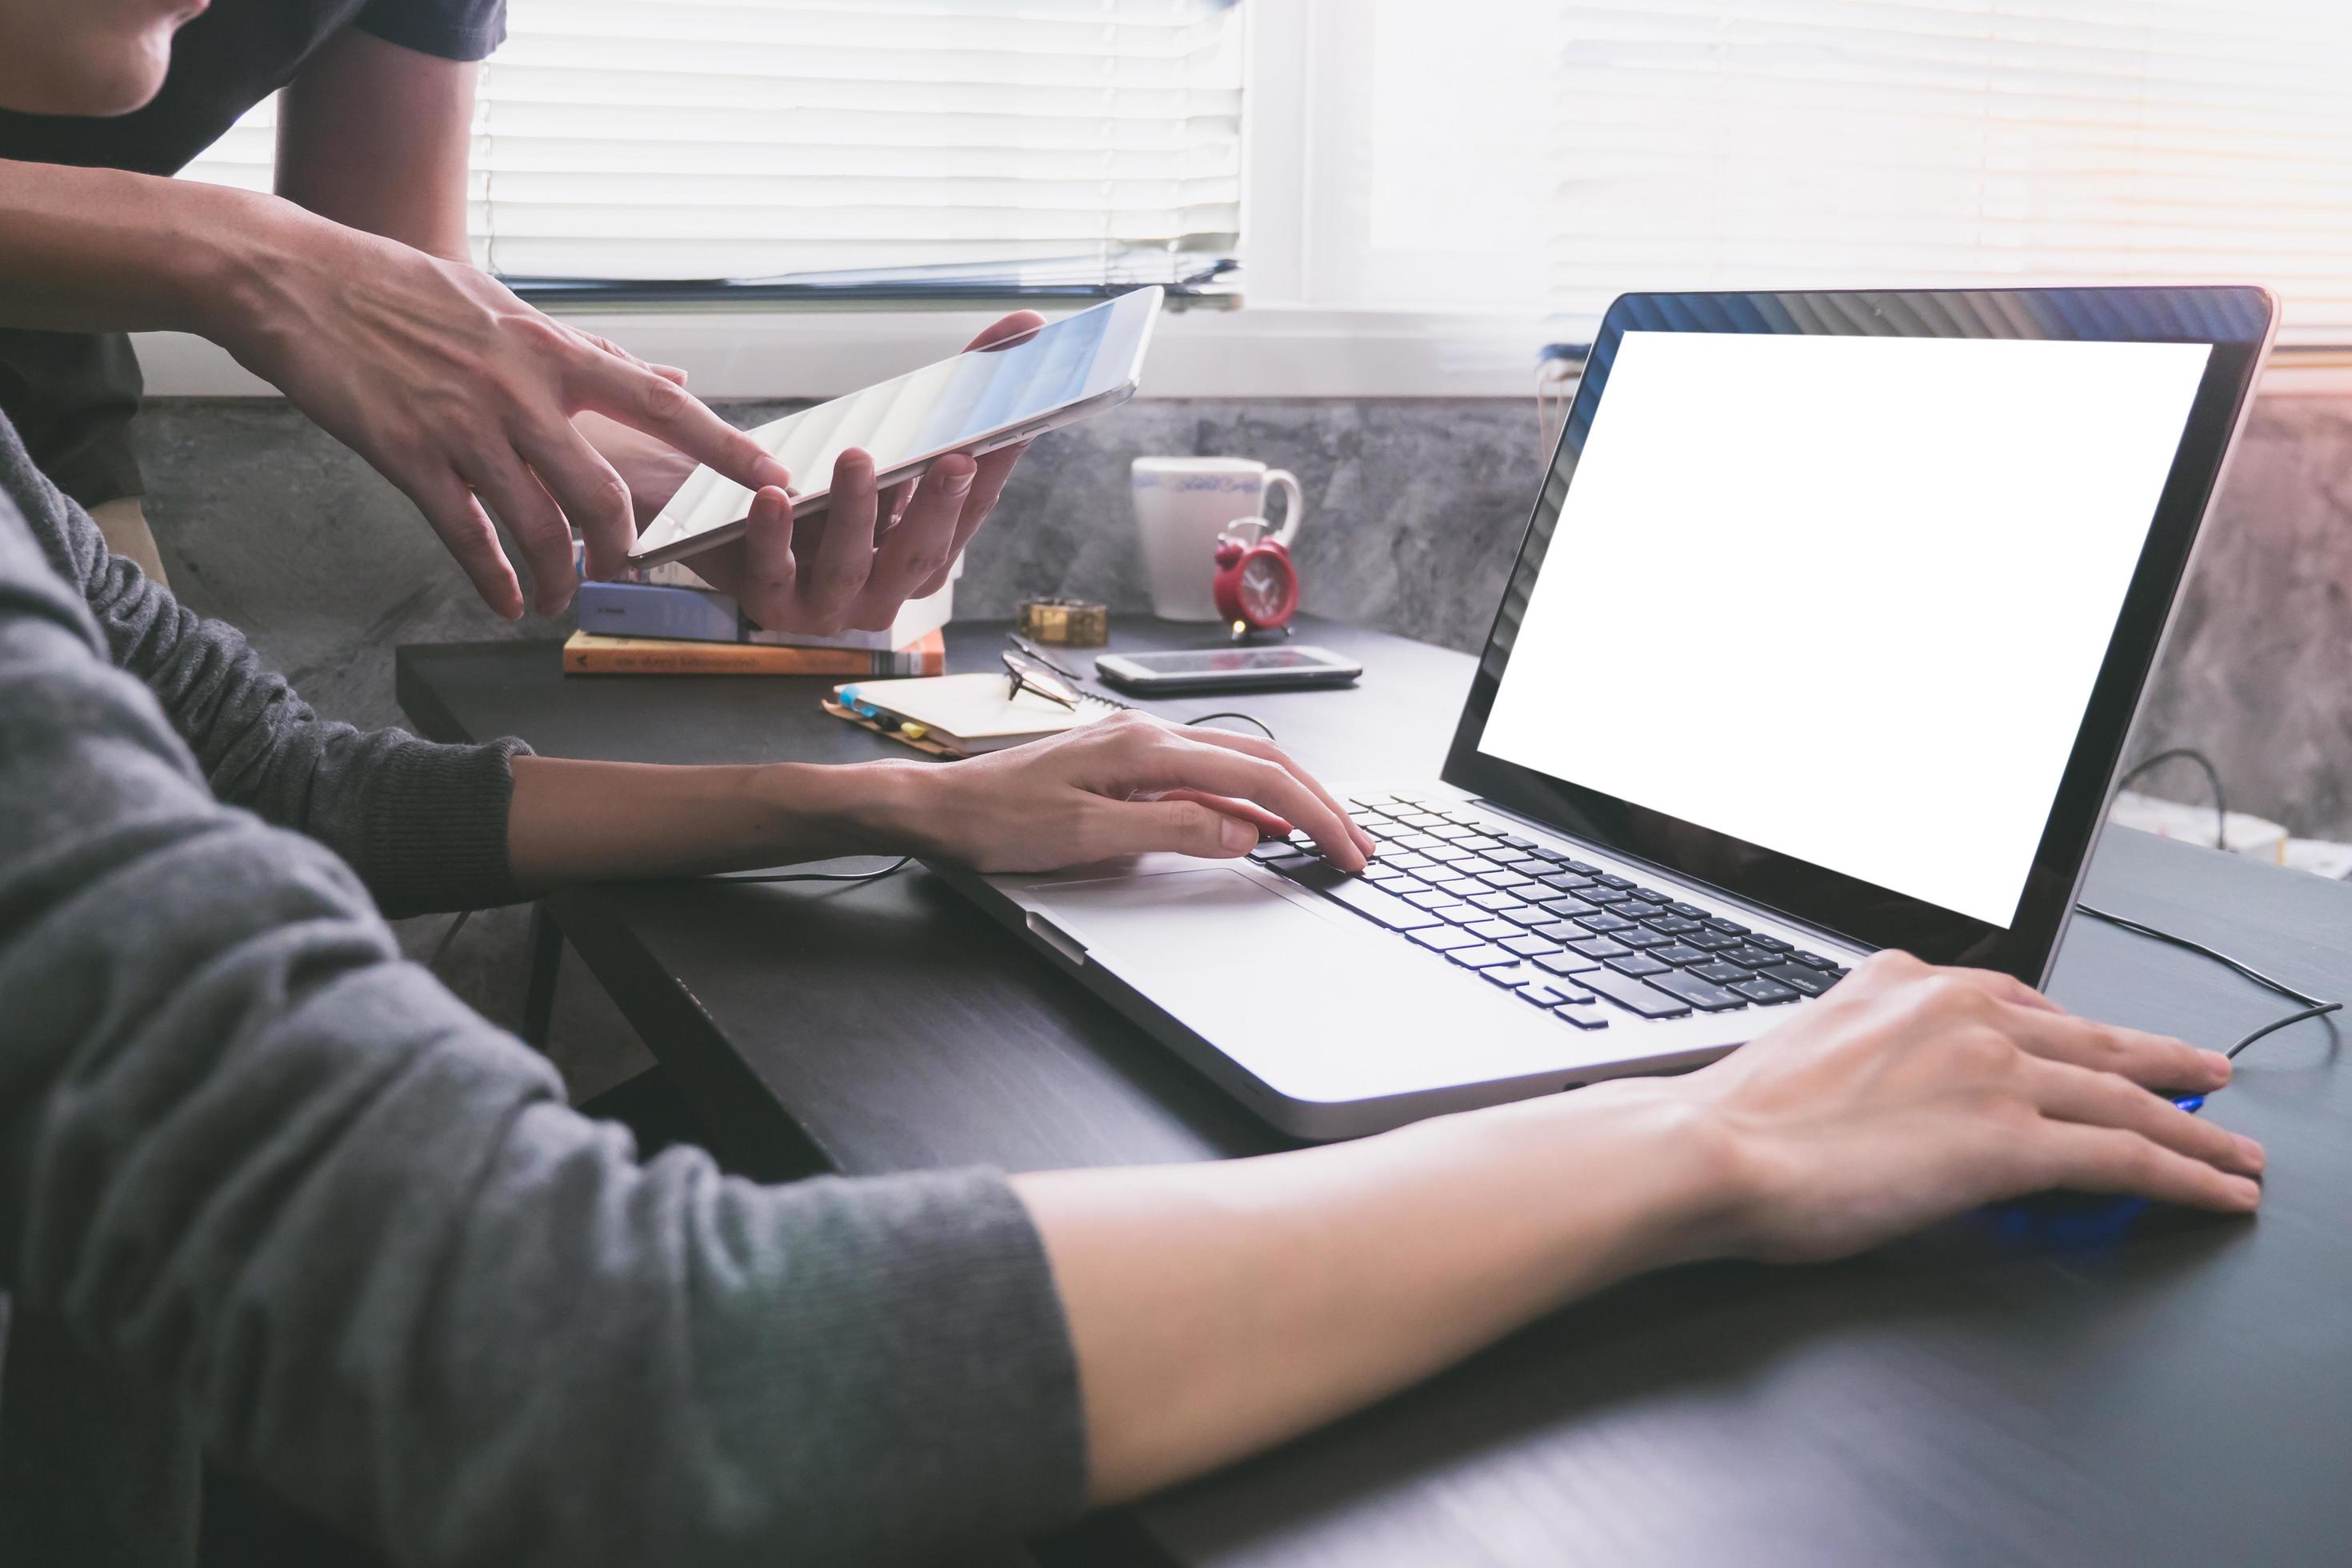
[1130,457,1305,622]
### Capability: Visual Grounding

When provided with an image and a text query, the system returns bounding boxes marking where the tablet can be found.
[629,286,1162,566]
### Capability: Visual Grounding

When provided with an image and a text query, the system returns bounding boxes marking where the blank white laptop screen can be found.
[1478,330,2212,930]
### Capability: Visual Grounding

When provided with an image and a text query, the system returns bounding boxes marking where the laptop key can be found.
[1498,905,1558,928]
[1703,918,1749,936]
[1759,962,1840,997]
[1502,933,1564,958]
[1666,902,1709,919]
[1645,915,1701,936]
[1377,875,1434,898]
[1606,954,1671,977]
[1567,935,1633,960]
[1578,912,1638,934]
[1250,841,1310,862]
[1616,928,1674,950]
[1433,877,1486,895]
[1732,977,1802,1005]
[1447,944,1521,970]
[1424,901,1483,922]
[1403,890,1458,910]
[1516,982,1573,1008]
[1684,930,1740,952]
[1470,890,1530,912]
[1652,943,1712,967]
[1689,960,1752,986]
[1532,948,1600,976]
[1554,1005,1610,1031]
[1792,950,1842,971]
[1467,919,1521,941]
[1748,934,1794,953]
[1540,896,1603,920]
[1722,946,1782,969]
[1646,970,1749,1012]
[1530,921,1586,942]
[1278,862,1442,930]
[1481,961,1545,988]
[1409,926,1486,953]
[1578,969,1694,1019]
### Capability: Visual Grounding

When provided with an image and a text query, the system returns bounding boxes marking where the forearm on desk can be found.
[504,754,925,890]
[1018,1078,1737,1505]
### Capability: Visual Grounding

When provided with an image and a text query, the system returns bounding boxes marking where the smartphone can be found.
[628,287,1161,566]
[1094,645,1364,695]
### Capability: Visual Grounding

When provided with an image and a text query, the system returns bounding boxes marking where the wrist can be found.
[182,189,331,354]
[1491,1076,1752,1276]
[755,760,938,857]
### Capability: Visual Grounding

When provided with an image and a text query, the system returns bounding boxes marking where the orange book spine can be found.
[565,630,945,676]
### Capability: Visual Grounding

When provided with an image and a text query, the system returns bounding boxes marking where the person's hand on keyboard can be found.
[1671,950,2260,1263]
[886,710,1374,874]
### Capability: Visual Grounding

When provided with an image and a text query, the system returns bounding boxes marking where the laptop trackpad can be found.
[1024,867,1579,1103]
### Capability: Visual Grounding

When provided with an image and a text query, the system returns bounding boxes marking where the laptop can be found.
[936,286,2278,1139]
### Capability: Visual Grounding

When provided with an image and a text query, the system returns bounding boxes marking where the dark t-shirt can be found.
[0,0,506,505]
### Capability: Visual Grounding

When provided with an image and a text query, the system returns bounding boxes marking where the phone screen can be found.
[633,289,1158,562]
[1123,648,1345,674]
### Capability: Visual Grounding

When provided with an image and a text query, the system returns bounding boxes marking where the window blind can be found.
[182,0,1242,286]
[1542,2,2352,346]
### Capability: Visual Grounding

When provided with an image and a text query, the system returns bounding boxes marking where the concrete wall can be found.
[137,390,2352,831]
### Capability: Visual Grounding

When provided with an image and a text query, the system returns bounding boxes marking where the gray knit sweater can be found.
[0,417,1086,1566]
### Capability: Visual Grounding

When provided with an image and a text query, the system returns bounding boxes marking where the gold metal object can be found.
[1015,595,1109,647]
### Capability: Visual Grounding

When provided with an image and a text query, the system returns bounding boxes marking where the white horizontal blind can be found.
[182,0,1242,282]
[1543,2,2352,345]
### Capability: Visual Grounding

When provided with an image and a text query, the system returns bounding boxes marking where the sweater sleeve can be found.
[0,500,1089,1565]
[0,418,526,917]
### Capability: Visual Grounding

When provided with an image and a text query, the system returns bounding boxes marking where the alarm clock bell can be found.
[1211,515,1301,640]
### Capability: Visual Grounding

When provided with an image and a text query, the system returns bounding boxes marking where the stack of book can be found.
[564,558,950,676]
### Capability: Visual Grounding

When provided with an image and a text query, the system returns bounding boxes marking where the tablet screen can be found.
[633,288,1155,561]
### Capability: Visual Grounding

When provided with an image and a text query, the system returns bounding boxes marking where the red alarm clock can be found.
[1211,515,1300,638]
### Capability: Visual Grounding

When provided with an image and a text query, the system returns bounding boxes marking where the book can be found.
[564,629,945,677]
[574,543,959,652]
[576,579,742,643]
[828,671,1112,756]
[743,578,956,651]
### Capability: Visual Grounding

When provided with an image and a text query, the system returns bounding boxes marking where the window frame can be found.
[141,0,2352,399]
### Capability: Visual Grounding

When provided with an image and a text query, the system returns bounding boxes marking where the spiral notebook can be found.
[826,672,1117,757]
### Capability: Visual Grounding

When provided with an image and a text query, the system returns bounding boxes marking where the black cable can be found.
[1182,710,1278,741]
[716,854,914,886]
[2074,901,2342,1058]
[2112,746,2226,850]
[430,908,474,970]
[2226,1002,2342,1059]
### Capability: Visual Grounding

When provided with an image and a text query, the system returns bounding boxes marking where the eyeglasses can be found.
[1001,647,1079,710]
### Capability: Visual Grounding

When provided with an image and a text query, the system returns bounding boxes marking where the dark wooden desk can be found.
[399,615,2352,1567]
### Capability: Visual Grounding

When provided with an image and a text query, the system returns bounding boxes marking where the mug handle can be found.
[1262,469,1306,548]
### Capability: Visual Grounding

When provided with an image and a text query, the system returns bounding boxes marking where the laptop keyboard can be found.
[1251,793,1850,1031]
